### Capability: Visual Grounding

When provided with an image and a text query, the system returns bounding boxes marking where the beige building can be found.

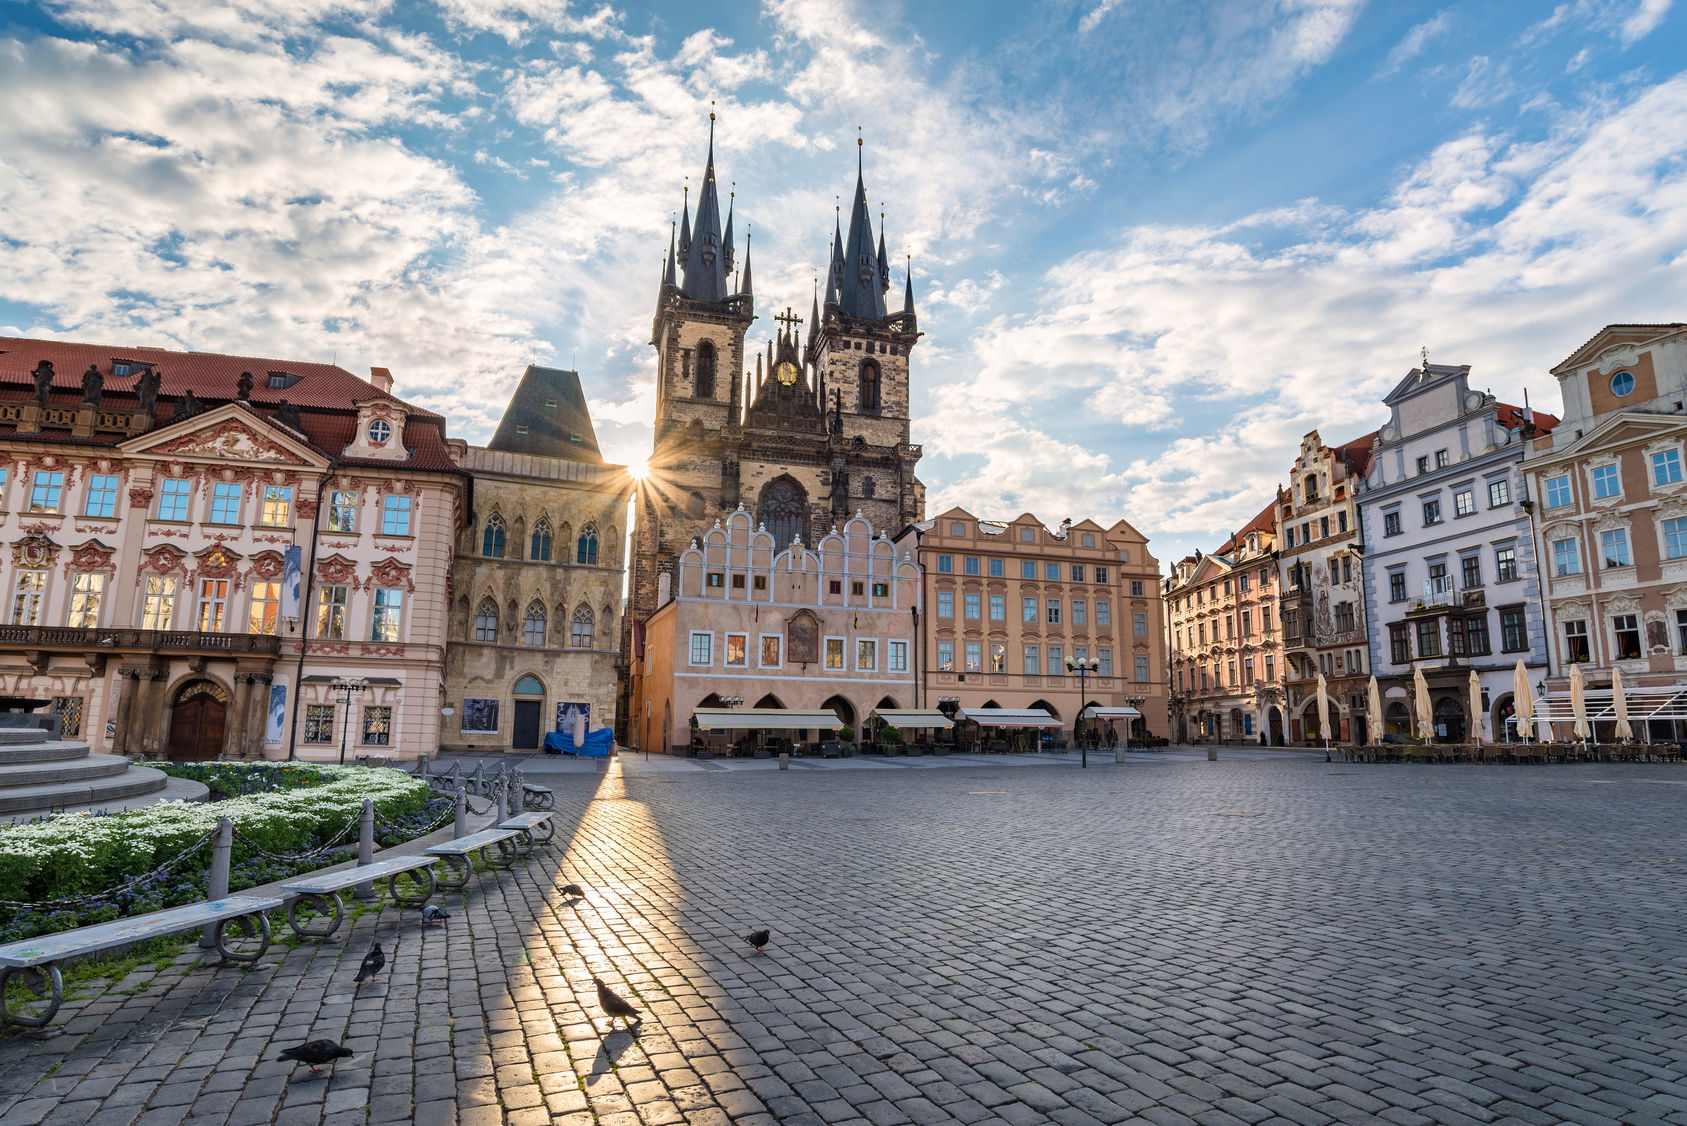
[443,366,632,752]
[1526,322,1687,735]
[894,508,1166,740]
[0,337,465,762]
[1165,499,1287,744]
[628,509,921,752]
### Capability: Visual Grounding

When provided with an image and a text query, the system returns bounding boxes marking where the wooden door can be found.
[169,693,227,761]
[512,700,541,750]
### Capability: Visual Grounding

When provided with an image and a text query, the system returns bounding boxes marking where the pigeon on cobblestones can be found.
[421,905,450,926]
[353,941,385,986]
[743,928,771,954]
[560,882,585,899]
[276,1039,354,1073]
[593,976,642,1031]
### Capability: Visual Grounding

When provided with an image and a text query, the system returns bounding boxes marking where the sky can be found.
[2,0,1685,571]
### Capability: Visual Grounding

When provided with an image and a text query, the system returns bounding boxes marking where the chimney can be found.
[370,367,394,394]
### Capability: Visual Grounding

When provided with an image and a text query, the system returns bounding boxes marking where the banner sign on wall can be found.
[266,683,287,744]
[556,701,590,733]
[461,698,499,733]
[281,545,303,619]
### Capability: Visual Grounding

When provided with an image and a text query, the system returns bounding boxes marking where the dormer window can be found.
[112,361,132,376]
[267,371,300,390]
[368,420,392,444]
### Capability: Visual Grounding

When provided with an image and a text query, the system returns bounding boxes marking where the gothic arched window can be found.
[571,604,595,648]
[758,477,808,550]
[482,515,505,558]
[859,359,880,413]
[695,340,717,400]
[474,598,499,641]
[523,601,546,646]
[576,525,599,565]
[530,518,552,562]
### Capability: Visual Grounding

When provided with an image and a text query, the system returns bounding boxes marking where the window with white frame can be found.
[316,585,348,639]
[1383,510,1402,536]
[937,591,953,618]
[964,592,981,619]
[825,637,845,669]
[1023,645,1040,675]
[888,640,906,672]
[989,642,1005,672]
[1666,518,1687,560]
[249,581,280,635]
[328,490,357,532]
[1098,601,1112,627]
[382,496,412,536]
[760,635,782,667]
[725,633,747,667]
[989,594,1005,621]
[11,571,45,626]
[142,576,176,630]
[1098,648,1112,676]
[1563,619,1590,662]
[1454,489,1476,517]
[1553,537,1581,575]
[1545,475,1572,507]
[964,640,982,672]
[937,640,954,671]
[1592,464,1621,500]
[1133,611,1147,636]
[1613,614,1642,660]
[689,632,712,665]
[1135,654,1149,682]
[1022,596,1038,622]
[197,578,229,632]
[259,485,291,527]
[361,706,392,746]
[858,639,878,670]
[1488,478,1510,507]
[372,588,404,642]
[1601,528,1631,568]
[84,474,119,518]
[1422,498,1442,525]
[27,471,64,514]
[1495,546,1518,582]
[209,482,242,524]
[1654,449,1684,487]
[1073,600,1087,626]
[67,572,103,628]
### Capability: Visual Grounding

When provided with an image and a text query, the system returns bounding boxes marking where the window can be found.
[1341,556,1352,583]
[1020,528,1035,542]
[1389,624,1410,664]
[373,589,405,642]
[305,705,335,743]
[197,579,229,632]
[361,706,392,746]
[1047,599,1061,624]
[248,581,280,635]
[577,525,599,565]
[27,471,64,514]
[1098,602,1113,627]
[1654,450,1684,486]
[937,592,954,619]
[761,636,782,667]
[733,574,747,591]
[859,359,880,412]
[1614,614,1642,660]
[1135,655,1149,683]
[937,641,954,671]
[1611,370,1635,397]
[1073,600,1087,626]
[754,575,767,592]
[937,555,953,574]
[1500,607,1528,653]
[1070,564,1084,582]
[965,557,980,576]
[8,570,43,626]
[54,696,83,738]
[1435,449,1450,468]
[255,485,290,527]
[725,634,748,667]
[1454,489,1475,517]
[1545,475,1572,507]
[483,516,506,558]
[1383,511,1402,537]
[157,478,192,521]
[209,482,242,524]
[990,642,1005,673]
[67,572,103,628]
[1495,547,1517,582]
[961,641,981,673]
[0,467,9,506]
[1601,528,1631,568]
[1023,645,1040,675]
[1416,619,1441,658]
[964,592,981,619]
[1466,614,1491,655]
[1416,456,1429,475]
[1319,516,1330,538]
[989,594,1005,621]
[1133,611,1147,636]
[1335,602,1355,632]
[1563,619,1589,662]
[1240,608,1251,636]
[83,474,119,518]
[474,600,498,641]
[381,496,411,536]
[1592,464,1621,499]
[1022,597,1037,623]
[950,522,966,536]
[571,606,595,648]
[1678,610,1687,656]
[1092,566,1108,584]
[316,585,348,639]
[873,581,889,599]
[142,576,176,630]
[368,419,392,444]
[706,572,725,590]
[1461,555,1482,589]
[1286,528,1295,548]
[1389,572,1407,602]
[1553,537,1582,575]
[1046,563,1060,581]
[328,491,357,532]
[1021,561,1035,579]
[826,638,846,670]
[1667,518,1687,559]
[1422,499,1442,526]
[888,640,907,672]
[988,558,1004,578]
[689,632,712,665]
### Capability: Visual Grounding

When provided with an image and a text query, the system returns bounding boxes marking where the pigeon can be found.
[592,976,642,1032]
[353,941,385,986]
[276,1039,354,1073]
[743,929,771,954]
[421,905,450,926]
[559,883,585,899]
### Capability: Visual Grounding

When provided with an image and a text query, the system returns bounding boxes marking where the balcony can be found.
[0,626,283,656]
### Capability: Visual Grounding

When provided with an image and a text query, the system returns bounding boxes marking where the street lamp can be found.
[331,676,369,766]
[1123,694,1146,754]
[1066,656,1100,768]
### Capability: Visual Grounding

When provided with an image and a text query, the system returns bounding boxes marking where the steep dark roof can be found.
[487,365,602,462]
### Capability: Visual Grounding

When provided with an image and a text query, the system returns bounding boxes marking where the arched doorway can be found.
[821,695,855,730]
[1433,695,1465,743]
[1385,701,1410,735]
[169,679,228,761]
[1492,694,1516,741]
[1268,706,1284,745]
[512,674,545,750]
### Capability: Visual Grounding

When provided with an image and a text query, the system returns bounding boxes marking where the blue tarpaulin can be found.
[545,728,614,756]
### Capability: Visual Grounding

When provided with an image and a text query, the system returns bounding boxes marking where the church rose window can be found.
[758,478,808,550]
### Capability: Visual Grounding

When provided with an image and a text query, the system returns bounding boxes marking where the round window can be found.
[1611,370,1635,397]
[368,419,392,443]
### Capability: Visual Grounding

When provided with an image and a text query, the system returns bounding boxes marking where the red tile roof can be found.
[0,337,459,472]
[1494,402,1559,434]
[1330,431,1378,477]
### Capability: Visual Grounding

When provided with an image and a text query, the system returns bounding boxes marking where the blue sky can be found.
[2,0,1685,569]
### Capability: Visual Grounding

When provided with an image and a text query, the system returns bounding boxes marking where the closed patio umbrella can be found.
[1468,670,1486,745]
[1315,672,1332,746]
[1570,662,1590,742]
[1367,675,1384,744]
[1413,664,1435,741]
[1613,665,1633,741]
[1513,659,1533,742]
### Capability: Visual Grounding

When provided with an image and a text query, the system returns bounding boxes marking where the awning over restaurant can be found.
[692,709,842,731]
[1079,706,1141,720]
[1529,686,1687,723]
[958,707,1063,729]
[868,709,953,729]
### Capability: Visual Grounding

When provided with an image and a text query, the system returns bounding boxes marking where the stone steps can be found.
[0,764,173,815]
[0,741,90,766]
[0,752,133,788]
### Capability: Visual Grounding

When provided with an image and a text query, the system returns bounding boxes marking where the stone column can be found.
[113,668,143,757]
[247,672,273,759]
[137,667,170,758]
[228,673,255,760]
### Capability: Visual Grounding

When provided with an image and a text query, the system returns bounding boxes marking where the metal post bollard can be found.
[473,762,485,796]
[355,799,376,900]
[494,776,508,824]
[778,752,790,770]
[201,817,232,948]
[510,769,524,815]
[454,782,468,839]
[1207,747,1218,761]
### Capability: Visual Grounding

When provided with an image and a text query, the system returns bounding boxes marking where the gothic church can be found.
[626,121,927,625]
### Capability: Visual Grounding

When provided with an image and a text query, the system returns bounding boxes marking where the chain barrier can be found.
[228,809,362,865]
[372,798,456,838]
[0,827,219,911]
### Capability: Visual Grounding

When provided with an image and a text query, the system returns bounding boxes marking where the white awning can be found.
[1079,706,1141,720]
[692,708,843,732]
[868,709,953,729]
[958,707,1064,729]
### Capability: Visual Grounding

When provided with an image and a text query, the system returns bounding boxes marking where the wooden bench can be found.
[424,828,522,889]
[0,894,284,1028]
[499,812,555,853]
[279,854,440,938]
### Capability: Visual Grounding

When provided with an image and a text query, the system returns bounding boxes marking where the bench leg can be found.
[214,912,272,964]
[287,892,345,939]
[0,964,63,1028]
[511,831,533,857]
[388,866,437,908]
[435,854,471,889]
[530,820,555,845]
[487,840,518,869]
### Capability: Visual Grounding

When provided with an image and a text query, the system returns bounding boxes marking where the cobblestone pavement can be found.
[4,756,1687,1126]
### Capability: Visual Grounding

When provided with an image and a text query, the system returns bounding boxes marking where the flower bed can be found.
[0,763,437,942]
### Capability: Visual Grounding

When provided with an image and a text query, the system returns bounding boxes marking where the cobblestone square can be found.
[5,754,1687,1126]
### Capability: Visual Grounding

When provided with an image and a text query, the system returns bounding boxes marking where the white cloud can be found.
[1621,0,1674,43]
[1378,10,1451,77]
